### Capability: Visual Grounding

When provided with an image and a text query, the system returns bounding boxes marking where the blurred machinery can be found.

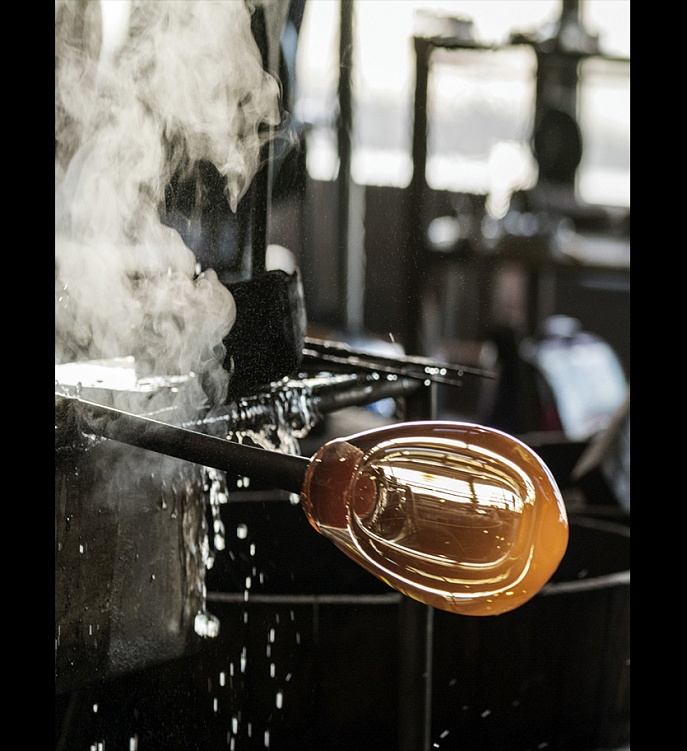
[399,0,629,438]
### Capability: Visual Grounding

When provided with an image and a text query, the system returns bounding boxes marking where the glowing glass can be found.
[301,421,568,616]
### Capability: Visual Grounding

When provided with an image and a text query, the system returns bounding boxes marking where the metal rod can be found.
[249,5,272,277]
[402,35,431,356]
[207,592,402,605]
[56,395,309,495]
[189,372,421,433]
[399,377,435,751]
[337,0,365,334]
[313,373,420,412]
[303,337,494,385]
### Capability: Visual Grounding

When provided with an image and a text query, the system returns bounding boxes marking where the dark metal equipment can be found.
[54,364,428,695]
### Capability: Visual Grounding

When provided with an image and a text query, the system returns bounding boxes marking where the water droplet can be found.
[194,611,220,638]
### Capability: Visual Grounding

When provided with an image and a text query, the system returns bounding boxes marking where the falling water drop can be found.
[194,611,220,638]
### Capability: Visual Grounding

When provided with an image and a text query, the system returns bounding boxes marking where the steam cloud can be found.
[55,0,282,404]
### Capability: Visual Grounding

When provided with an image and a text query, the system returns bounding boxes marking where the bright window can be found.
[296,0,629,209]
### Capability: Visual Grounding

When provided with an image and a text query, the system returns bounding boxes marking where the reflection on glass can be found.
[301,421,568,616]
[356,441,526,566]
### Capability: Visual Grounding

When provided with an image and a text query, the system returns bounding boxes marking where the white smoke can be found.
[55,0,283,404]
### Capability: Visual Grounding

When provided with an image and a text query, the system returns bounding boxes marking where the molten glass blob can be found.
[300,421,568,616]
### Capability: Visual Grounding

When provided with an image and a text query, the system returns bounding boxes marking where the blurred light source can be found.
[297,0,629,211]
